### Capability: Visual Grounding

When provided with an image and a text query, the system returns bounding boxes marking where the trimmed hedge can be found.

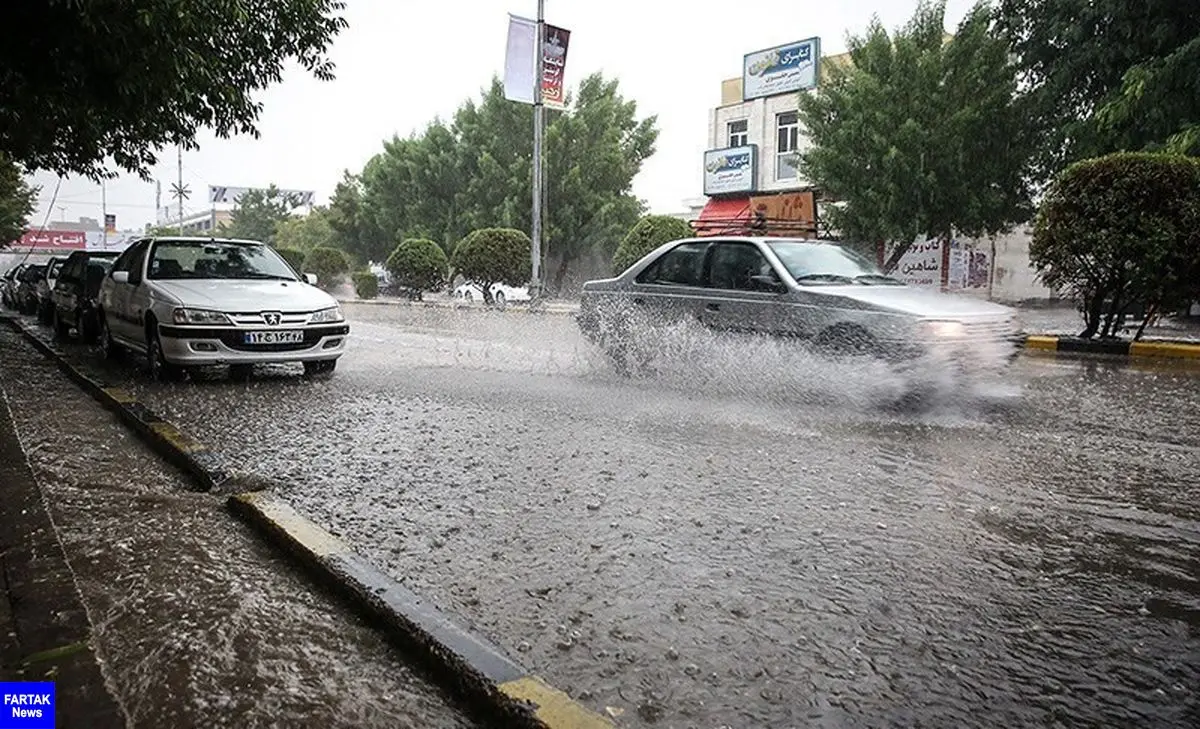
[385,238,449,293]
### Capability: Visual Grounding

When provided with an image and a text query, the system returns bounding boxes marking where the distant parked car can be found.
[50,250,120,342]
[34,256,66,323]
[576,235,1019,378]
[1,264,27,309]
[97,236,349,381]
[453,281,530,308]
[14,264,47,315]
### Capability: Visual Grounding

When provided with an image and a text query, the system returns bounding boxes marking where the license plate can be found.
[244,330,304,344]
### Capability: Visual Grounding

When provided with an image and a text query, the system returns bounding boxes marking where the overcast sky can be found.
[28,0,976,231]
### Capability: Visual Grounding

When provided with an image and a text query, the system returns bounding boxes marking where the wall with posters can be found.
[882,230,1055,302]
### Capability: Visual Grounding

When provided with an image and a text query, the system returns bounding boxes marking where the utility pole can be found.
[101,181,108,247]
[530,0,545,304]
[177,146,184,234]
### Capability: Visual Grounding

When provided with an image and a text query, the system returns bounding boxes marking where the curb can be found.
[227,491,612,729]
[339,298,579,317]
[1,316,239,492]
[1023,334,1200,360]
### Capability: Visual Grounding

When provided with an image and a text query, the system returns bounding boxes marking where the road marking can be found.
[230,492,348,558]
[497,676,613,728]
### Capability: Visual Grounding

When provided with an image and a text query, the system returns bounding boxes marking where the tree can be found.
[0,1,347,179]
[357,74,656,293]
[303,247,349,290]
[612,215,694,273]
[222,185,299,244]
[997,0,1200,182]
[0,154,37,247]
[385,238,449,297]
[450,228,531,305]
[798,1,1031,271]
[275,208,336,254]
[1030,152,1200,339]
[326,171,389,263]
[275,247,307,274]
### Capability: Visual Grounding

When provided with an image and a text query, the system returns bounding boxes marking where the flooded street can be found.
[15,303,1200,728]
[0,327,476,729]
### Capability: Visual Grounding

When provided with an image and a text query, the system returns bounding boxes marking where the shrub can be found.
[351,271,379,300]
[612,215,694,274]
[385,238,449,294]
[1031,152,1200,339]
[303,246,349,290]
[274,246,306,274]
[449,228,531,305]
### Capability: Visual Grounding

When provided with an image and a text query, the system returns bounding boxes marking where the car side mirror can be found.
[750,274,786,293]
[111,271,129,284]
[304,273,318,285]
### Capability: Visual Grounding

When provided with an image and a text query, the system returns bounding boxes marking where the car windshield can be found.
[148,240,298,281]
[766,240,901,285]
[22,265,46,281]
[48,259,64,278]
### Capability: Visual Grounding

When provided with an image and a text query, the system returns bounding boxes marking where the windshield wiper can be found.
[238,273,296,281]
[854,274,903,285]
[794,273,856,284]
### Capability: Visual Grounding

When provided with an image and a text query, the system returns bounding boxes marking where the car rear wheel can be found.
[303,359,337,377]
[98,314,122,360]
[52,307,70,338]
[79,310,98,344]
[493,291,506,309]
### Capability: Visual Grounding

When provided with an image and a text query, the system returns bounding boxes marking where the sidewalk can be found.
[0,389,126,726]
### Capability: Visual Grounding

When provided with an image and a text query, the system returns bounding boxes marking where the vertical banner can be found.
[104,213,117,233]
[542,24,570,109]
[504,15,536,104]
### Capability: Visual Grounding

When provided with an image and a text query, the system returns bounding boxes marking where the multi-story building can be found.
[153,208,234,235]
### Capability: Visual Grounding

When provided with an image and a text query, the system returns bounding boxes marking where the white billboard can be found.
[743,38,820,100]
[208,186,315,206]
[703,146,757,196]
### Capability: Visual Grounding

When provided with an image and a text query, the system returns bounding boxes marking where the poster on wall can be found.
[743,37,821,100]
[891,238,943,287]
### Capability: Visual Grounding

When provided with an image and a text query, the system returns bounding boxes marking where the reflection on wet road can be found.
[0,327,476,729]
[24,304,1200,727]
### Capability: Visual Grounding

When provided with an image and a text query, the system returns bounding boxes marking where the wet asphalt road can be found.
[0,326,476,729]
[15,303,1200,728]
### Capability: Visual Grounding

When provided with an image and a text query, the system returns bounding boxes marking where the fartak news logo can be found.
[0,683,55,729]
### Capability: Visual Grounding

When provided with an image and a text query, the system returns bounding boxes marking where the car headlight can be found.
[921,320,967,338]
[309,306,344,324]
[172,307,231,325]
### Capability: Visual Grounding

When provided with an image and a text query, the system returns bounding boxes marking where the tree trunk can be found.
[481,283,494,306]
[1134,301,1159,341]
[551,254,571,296]
[1080,290,1104,339]
[882,242,910,274]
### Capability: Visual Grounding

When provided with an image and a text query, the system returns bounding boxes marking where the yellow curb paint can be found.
[498,676,613,729]
[149,421,198,453]
[101,387,138,404]
[1129,341,1200,360]
[235,493,348,558]
[1024,336,1059,351]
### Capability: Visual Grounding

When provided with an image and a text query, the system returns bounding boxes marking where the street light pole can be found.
[530,0,545,304]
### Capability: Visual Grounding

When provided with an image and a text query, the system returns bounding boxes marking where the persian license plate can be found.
[244,330,304,345]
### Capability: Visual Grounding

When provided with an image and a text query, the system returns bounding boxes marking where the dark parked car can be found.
[14,264,47,315]
[35,256,66,323]
[51,251,120,341]
[1,264,27,309]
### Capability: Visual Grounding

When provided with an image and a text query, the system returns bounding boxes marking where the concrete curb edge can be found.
[2,316,232,492]
[1022,334,1200,360]
[338,298,579,317]
[227,491,613,729]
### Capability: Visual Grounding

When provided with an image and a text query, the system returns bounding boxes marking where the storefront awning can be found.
[691,198,751,237]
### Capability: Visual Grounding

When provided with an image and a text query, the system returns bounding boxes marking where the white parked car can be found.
[97,236,349,380]
[452,281,530,308]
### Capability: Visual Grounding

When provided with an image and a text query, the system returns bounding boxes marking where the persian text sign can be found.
[541,24,570,109]
[12,230,86,251]
[703,146,757,195]
[0,682,55,728]
[743,38,820,100]
[749,191,815,228]
[892,238,944,287]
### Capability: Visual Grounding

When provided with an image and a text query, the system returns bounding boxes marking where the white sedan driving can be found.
[97,236,349,380]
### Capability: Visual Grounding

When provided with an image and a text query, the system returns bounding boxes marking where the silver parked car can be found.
[576,236,1018,376]
[97,236,349,380]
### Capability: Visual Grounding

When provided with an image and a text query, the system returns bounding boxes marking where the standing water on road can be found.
[34,306,1200,727]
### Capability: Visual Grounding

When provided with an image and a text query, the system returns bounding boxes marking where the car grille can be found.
[227,311,312,327]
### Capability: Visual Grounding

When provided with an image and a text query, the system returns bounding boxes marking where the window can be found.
[775,111,799,181]
[707,243,776,291]
[148,240,298,281]
[636,242,709,287]
[766,240,897,285]
[727,119,748,148]
[110,240,148,274]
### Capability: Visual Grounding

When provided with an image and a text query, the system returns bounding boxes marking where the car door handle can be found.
[705,303,720,312]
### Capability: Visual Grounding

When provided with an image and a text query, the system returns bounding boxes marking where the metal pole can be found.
[101,181,108,247]
[177,146,184,235]
[530,0,545,303]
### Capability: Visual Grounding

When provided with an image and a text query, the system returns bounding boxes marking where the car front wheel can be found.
[146,326,185,382]
[98,314,122,360]
[52,307,70,338]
